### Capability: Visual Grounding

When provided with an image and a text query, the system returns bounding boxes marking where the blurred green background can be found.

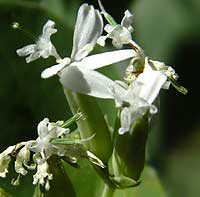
[0,0,199,196]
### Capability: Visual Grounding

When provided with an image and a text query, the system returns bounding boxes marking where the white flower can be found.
[112,71,167,134]
[16,20,60,63]
[40,4,103,78]
[41,4,136,79]
[59,65,167,134]
[97,10,134,48]
[33,161,53,191]
[30,118,69,162]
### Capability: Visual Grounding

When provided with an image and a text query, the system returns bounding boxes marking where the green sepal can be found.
[51,138,83,145]
[108,116,148,188]
[168,77,188,95]
[61,112,83,128]
[98,0,117,26]
[103,13,117,26]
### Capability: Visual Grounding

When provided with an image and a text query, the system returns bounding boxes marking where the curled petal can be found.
[15,147,30,176]
[0,146,15,177]
[121,10,134,32]
[42,20,57,40]
[71,4,103,61]
[71,49,136,70]
[37,118,49,138]
[16,44,36,57]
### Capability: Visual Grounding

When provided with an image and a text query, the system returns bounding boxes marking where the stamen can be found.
[11,21,37,41]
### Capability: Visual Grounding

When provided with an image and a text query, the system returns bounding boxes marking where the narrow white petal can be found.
[41,62,67,78]
[37,118,49,138]
[42,20,57,40]
[71,4,103,61]
[119,107,132,134]
[59,66,116,99]
[121,10,133,32]
[97,36,107,46]
[16,44,36,57]
[134,71,167,104]
[104,24,115,33]
[71,49,136,70]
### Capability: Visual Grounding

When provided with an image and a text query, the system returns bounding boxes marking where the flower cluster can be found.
[16,2,187,135]
[3,1,187,192]
[0,114,103,191]
[0,118,68,190]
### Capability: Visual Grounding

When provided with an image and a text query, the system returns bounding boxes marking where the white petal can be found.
[104,24,115,33]
[134,71,167,104]
[37,118,49,138]
[41,58,70,79]
[42,20,57,40]
[16,44,36,57]
[121,10,133,32]
[71,49,136,70]
[59,66,116,99]
[97,36,107,46]
[119,107,132,134]
[71,4,103,61]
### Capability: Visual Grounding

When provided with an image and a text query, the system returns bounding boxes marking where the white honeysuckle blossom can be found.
[16,20,61,63]
[60,65,167,134]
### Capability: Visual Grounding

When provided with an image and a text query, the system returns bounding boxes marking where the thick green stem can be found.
[64,89,112,164]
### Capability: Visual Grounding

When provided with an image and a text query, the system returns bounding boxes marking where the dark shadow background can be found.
[0,0,199,196]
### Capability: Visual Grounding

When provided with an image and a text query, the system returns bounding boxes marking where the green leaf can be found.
[63,159,115,197]
[0,188,12,197]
